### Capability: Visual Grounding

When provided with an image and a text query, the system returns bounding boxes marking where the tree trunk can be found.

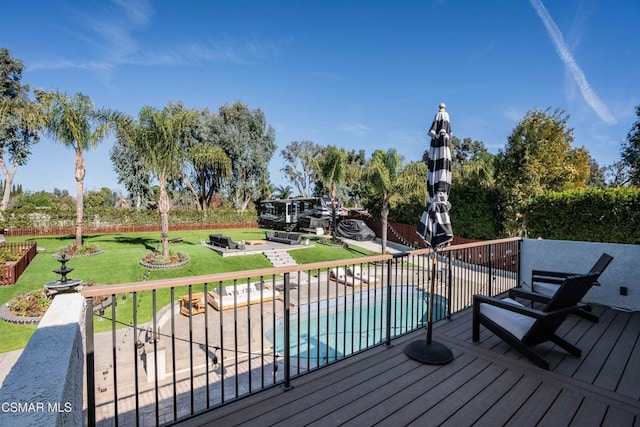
[158,175,170,258]
[240,195,251,213]
[75,148,85,248]
[381,203,389,255]
[182,171,202,210]
[0,158,18,211]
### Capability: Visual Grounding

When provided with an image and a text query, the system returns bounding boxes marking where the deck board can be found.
[180,305,640,427]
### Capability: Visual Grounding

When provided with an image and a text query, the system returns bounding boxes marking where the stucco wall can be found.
[0,293,85,426]
[521,239,640,311]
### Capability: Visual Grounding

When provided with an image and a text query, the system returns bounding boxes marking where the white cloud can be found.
[530,0,616,125]
[338,122,372,138]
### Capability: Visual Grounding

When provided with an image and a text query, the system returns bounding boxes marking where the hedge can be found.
[525,187,640,243]
[0,207,259,231]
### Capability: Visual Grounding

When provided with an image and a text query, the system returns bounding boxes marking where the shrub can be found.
[56,243,102,257]
[526,187,640,243]
[9,289,52,317]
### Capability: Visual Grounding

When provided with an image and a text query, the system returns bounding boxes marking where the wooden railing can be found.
[82,237,521,426]
[0,241,38,285]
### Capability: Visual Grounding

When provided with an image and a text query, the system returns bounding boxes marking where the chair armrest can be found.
[532,270,602,287]
[473,294,546,319]
[532,269,577,277]
[508,288,551,304]
[474,293,587,319]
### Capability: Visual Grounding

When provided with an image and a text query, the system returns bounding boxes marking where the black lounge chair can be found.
[530,252,613,322]
[473,273,599,370]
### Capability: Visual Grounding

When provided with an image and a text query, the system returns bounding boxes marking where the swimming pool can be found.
[265,286,448,368]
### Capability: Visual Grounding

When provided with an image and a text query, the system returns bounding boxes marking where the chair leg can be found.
[472,301,480,342]
[576,307,599,323]
[518,345,550,370]
[550,335,581,357]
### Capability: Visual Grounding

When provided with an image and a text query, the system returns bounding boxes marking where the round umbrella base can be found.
[404,339,453,365]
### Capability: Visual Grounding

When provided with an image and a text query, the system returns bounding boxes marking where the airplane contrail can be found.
[530,0,616,125]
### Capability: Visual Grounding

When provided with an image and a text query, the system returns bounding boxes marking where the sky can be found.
[1,0,639,195]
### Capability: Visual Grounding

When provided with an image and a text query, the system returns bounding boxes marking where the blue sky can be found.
[2,0,639,194]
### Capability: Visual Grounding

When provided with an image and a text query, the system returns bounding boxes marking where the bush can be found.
[9,289,52,317]
[525,187,640,243]
[0,206,258,230]
[0,247,20,264]
[143,250,190,266]
[56,243,102,257]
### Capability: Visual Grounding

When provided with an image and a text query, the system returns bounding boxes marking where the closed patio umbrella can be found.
[405,103,454,365]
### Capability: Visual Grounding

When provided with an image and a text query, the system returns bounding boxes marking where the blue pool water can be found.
[265,286,448,368]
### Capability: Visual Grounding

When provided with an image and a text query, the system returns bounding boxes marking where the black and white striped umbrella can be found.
[417,103,453,250]
[405,103,455,365]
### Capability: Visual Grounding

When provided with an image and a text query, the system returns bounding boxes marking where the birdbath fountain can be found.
[44,254,83,294]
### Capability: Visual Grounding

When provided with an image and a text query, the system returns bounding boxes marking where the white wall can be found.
[521,238,640,311]
[0,293,85,426]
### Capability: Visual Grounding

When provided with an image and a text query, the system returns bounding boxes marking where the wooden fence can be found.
[0,241,38,285]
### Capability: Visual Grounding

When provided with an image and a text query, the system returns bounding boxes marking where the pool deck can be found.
[183,304,640,426]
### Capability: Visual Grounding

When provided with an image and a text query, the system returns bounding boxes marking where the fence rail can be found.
[82,237,521,426]
[0,241,38,285]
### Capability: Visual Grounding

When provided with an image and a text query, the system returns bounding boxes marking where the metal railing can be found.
[82,237,521,426]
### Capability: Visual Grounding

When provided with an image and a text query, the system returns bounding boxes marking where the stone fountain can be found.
[44,254,83,293]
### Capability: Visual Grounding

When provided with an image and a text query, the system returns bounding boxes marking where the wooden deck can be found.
[180,304,640,426]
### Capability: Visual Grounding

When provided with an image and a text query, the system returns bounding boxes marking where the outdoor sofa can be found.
[208,234,246,250]
[207,282,280,311]
[265,231,302,245]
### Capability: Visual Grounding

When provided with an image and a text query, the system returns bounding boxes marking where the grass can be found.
[0,228,377,353]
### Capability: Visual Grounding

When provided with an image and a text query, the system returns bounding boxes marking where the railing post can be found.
[517,239,522,288]
[447,251,452,320]
[488,244,493,296]
[85,296,96,427]
[282,272,293,390]
[385,258,393,347]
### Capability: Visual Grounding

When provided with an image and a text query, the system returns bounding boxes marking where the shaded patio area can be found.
[182,303,640,426]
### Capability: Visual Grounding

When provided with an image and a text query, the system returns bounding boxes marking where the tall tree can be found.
[621,105,640,186]
[110,139,153,209]
[318,145,347,239]
[119,103,195,258]
[0,48,42,210]
[280,140,322,197]
[36,90,114,247]
[183,109,231,209]
[217,102,276,212]
[364,149,423,254]
[494,108,590,235]
[586,156,606,188]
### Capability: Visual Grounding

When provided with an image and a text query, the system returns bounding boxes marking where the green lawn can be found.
[0,228,376,352]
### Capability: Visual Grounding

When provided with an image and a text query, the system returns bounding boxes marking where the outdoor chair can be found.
[472,273,599,370]
[530,252,613,322]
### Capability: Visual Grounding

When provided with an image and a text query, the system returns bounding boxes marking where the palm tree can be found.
[120,104,195,258]
[272,184,293,199]
[36,91,114,247]
[319,146,347,239]
[364,149,424,254]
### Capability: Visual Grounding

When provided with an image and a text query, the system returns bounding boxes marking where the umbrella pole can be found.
[426,253,437,345]
[403,249,453,365]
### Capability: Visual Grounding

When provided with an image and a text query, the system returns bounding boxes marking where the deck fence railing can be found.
[82,237,521,426]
